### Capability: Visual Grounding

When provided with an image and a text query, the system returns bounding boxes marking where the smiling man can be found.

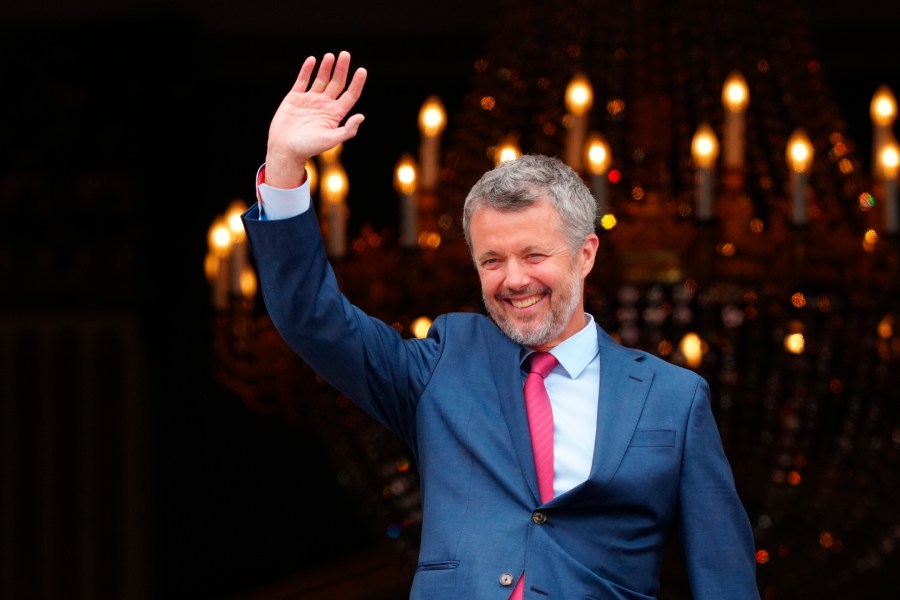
[241,51,760,600]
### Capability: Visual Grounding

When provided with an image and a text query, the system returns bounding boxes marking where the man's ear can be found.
[580,234,600,277]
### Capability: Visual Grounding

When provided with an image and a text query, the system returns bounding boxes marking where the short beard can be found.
[484,263,583,348]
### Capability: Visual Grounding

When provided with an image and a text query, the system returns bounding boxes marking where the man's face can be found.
[469,199,599,351]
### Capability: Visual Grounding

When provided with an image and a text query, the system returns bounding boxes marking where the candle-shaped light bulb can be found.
[564,72,593,172]
[871,85,898,178]
[320,163,349,258]
[225,198,249,296]
[418,95,446,192]
[494,135,521,166]
[691,123,718,221]
[721,70,749,169]
[394,153,419,249]
[207,215,232,309]
[881,139,900,234]
[787,129,814,226]
[585,131,612,216]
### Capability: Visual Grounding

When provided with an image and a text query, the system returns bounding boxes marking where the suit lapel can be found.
[589,330,652,489]
[488,331,542,504]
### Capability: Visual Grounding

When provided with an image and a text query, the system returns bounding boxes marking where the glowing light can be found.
[786,129,814,173]
[719,243,736,257]
[870,85,897,127]
[691,122,719,168]
[679,332,705,368]
[750,218,764,233]
[880,140,900,179]
[791,292,807,308]
[321,165,348,205]
[631,186,645,201]
[600,214,618,230]
[305,159,318,195]
[394,153,418,195]
[494,136,521,165]
[239,266,257,300]
[864,229,879,244]
[608,169,622,183]
[784,333,805,354]
[606,98,626,115]
[878,314,895,339]
[418,231,442,249]
[756,550,770,564]
[565,72,593,116]
[819,531,834,549]
[208,216,231,257]
[787,470,802,485]
[586,132,612,174]
[395,457,411,472]
[480,96,496,110]
[410,317,433,338]
[722,70,749,112]
[418,95,447,137]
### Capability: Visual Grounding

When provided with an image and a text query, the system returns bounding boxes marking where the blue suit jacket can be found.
[243,205,759,600]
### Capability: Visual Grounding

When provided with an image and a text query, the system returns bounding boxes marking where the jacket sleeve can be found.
[677,377,761,599]
[241,203,444,446]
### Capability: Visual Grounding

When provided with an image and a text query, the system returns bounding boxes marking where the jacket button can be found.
[499,572,514,586]
[532,511,547,524]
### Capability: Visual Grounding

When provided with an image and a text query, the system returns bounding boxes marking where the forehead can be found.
[469,200,565,250]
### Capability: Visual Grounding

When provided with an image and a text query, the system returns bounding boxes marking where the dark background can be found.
[2,1,899,598]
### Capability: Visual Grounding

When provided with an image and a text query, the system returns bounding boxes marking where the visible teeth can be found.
[511,295,542,308]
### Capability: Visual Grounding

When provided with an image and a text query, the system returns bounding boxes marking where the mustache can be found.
[495,286,550,301]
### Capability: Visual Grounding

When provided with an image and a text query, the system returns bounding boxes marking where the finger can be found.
[309,52,335,93]
[289,55,318,93]
[336,67,367,113]
[323,50,351,98]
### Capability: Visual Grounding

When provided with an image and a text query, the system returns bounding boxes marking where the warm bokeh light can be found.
[411,316,433,339]
[691,123,719,168]
[870,85,897,126]
[786,129,814,173]
[784,332,805,354]
[722,70,749,112]
[394,153,418,195]
[239,266,257,299]
[756,549,770,565]
[418,95,447,137]
[565,72,593,116]
[679,332,704,368]
[494,137,521,165]
[877,314,895,339]
[320,166,348,206]
[305,159,318,195]
[880,140,900,179]
[600,213,617,230]
[208,215,231,257]
[226,199,248,242]
[418,231,442,249]
[586,132,612,175]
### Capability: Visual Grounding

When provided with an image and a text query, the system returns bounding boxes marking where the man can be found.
[242,51,759,599]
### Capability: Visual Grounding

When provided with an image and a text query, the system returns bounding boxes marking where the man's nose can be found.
[504,259,531,289]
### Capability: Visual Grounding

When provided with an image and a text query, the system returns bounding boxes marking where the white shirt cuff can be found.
[258,179,311,220]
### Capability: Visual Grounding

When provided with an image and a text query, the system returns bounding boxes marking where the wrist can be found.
[263,149,308,189]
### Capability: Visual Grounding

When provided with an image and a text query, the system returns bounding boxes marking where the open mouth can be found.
[507,293,545,309]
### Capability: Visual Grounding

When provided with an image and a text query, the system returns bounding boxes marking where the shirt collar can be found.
[520,313,599,379]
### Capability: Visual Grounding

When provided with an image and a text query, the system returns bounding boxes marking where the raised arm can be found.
[264,51,367,189]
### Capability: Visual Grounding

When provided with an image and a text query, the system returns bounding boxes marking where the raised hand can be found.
[264,51,367,189]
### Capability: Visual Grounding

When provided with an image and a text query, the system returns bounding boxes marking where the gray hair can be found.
[462,154,597,253]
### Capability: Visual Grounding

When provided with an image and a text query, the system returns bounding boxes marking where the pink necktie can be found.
[510,351,559,600]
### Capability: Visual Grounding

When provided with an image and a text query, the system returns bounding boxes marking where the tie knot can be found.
[526,351,558,378]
